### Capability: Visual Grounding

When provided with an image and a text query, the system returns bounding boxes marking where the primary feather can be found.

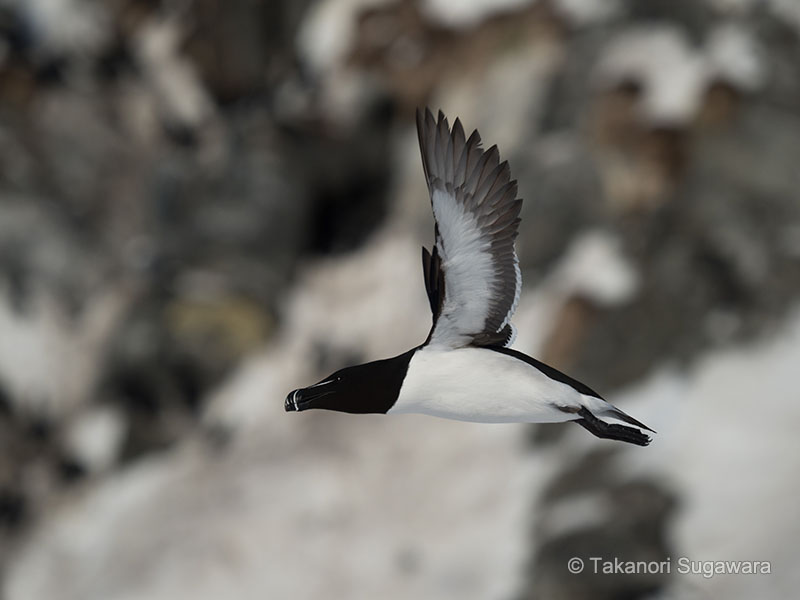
[416,108,523,349]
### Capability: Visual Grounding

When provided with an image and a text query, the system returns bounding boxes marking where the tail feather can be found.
[602,406,656,434]
[575,406,652,447]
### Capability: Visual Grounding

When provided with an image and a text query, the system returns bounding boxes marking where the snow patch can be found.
[64,406,127,474]
[595,24,765,125]
[611,308,800,598]
[552,230,639,306]
[421,0,536,29]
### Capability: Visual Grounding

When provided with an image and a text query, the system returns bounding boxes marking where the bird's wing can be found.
[417,108,523,349]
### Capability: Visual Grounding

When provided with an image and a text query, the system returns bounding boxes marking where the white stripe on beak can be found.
[307,379,334,389]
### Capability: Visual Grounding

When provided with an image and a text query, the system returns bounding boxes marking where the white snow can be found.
[5,395,556,600]
[421,0,536,29]
[133,18,215,129]
[608,310,800,599]
[594,24,765,125]
[64,406,127,474]
[595,26,710,125]
[0,283,131,419]
[550,230,639,306]
[706,24,765,92]
[296,0,393,75]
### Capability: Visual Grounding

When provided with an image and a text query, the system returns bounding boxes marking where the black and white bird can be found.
[285,109,654,446]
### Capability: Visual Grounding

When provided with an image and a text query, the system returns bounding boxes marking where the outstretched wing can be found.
[417,108,523,349]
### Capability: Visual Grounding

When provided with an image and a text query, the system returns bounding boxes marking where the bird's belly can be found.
[389,347,581,424]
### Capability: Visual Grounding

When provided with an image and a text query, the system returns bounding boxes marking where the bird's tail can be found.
[601,405,655,434]
[574,399,655,447]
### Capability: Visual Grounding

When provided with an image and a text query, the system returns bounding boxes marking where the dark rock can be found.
[522,454,676,600]
[57,456,88,484]
[0,487,26,530]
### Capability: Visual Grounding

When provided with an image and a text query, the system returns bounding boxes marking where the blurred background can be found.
[1,0,800,598]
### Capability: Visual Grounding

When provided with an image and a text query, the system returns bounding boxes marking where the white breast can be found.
[390,347,586,424]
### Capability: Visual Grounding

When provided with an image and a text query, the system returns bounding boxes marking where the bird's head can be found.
[285,367,348,413]
[285,350,415,415]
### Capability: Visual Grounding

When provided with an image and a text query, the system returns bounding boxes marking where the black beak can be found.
[285,382,335,412]
[285,389,303,412]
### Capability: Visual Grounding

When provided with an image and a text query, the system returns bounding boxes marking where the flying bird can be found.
[285,109,654,446]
